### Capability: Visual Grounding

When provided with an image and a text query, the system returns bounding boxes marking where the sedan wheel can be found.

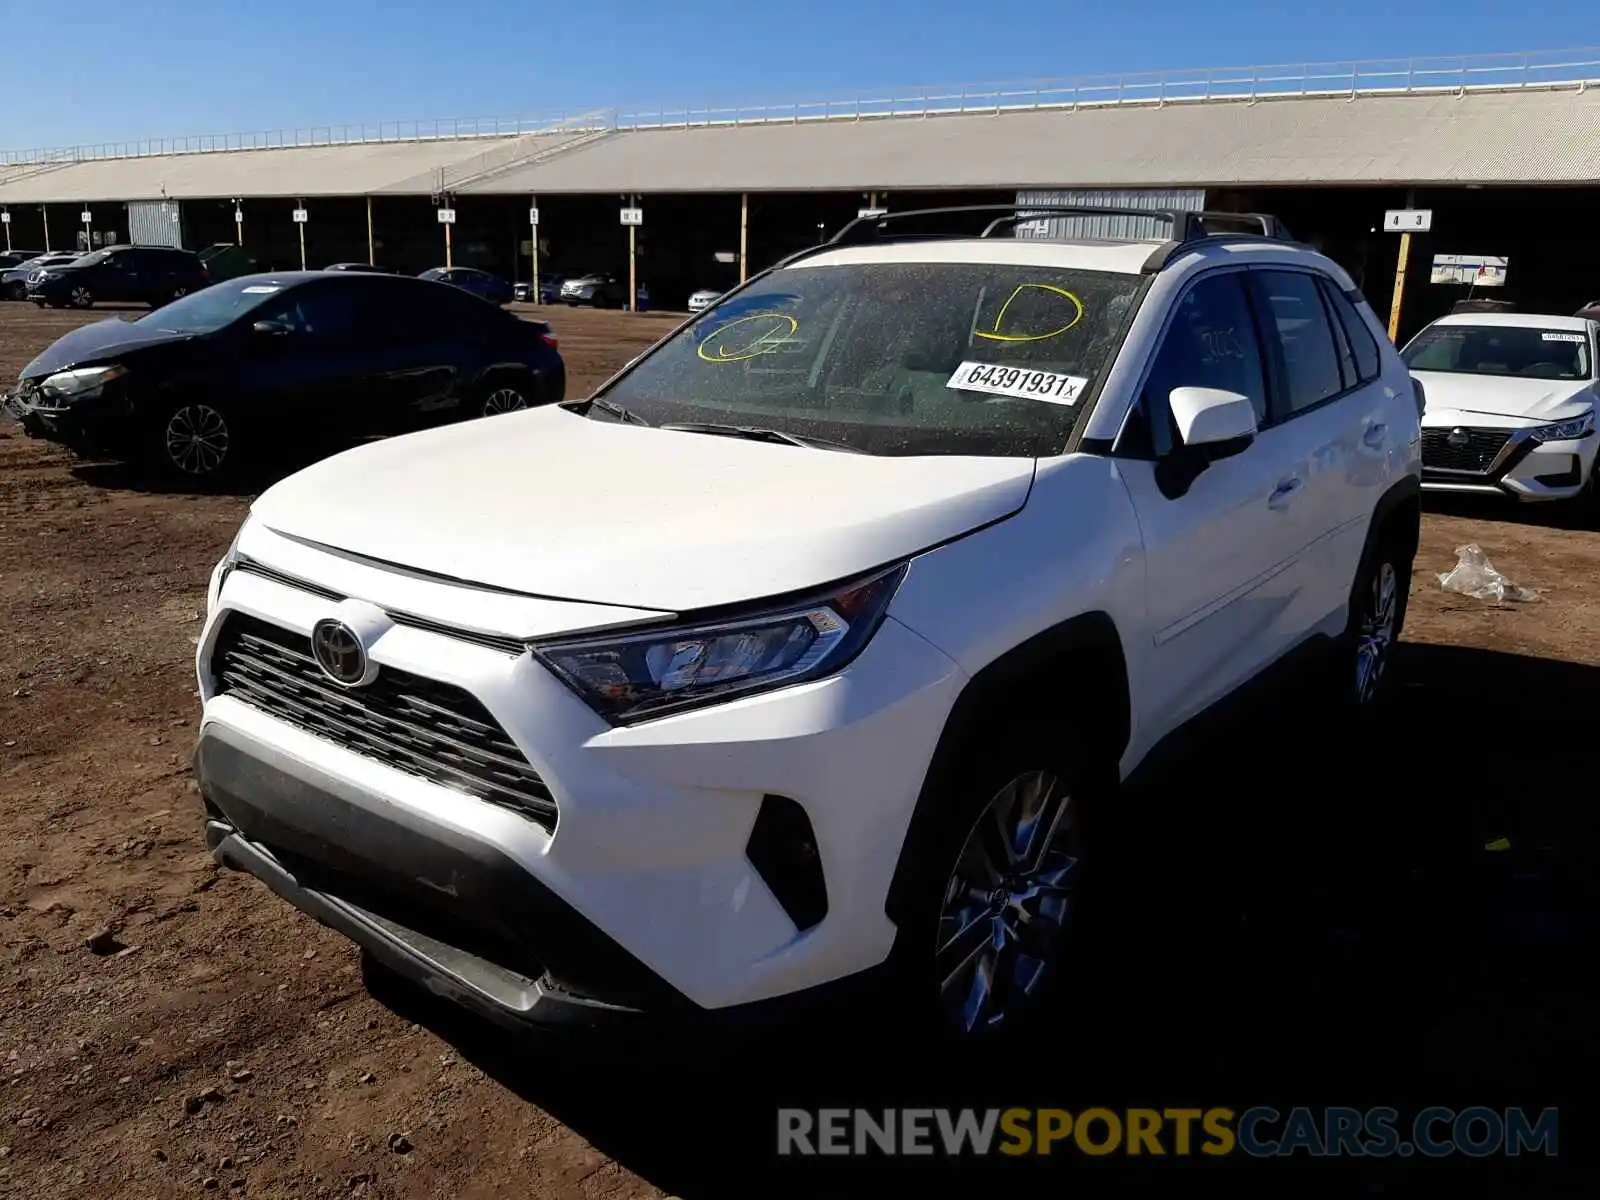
[937,769,1079,1036]
[481,387,528,417]
[163,404,231,477]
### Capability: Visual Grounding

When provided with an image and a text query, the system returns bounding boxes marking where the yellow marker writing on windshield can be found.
[697,312,800,362]
[974,283,1084,343]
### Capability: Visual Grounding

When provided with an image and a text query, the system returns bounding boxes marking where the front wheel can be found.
[150,401,235,481]
[885,722,1107,1047]
[68,285,94,309]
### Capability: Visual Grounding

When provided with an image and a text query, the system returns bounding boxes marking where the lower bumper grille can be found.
[211,613,556,830]
[1421,428,1513,474]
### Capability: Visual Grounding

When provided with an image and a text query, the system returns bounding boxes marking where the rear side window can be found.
[1319,280,1382,384]
[1251,270,1345,417]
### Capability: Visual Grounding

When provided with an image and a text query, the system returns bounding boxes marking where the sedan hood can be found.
[250,406,1036,612]
[1412,371,1596,423]
[20,317,193,380]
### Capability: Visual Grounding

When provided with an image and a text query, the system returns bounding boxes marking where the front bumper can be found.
[1420,421,1599,501]
[197,525,965,1015]
[9,389,137,454]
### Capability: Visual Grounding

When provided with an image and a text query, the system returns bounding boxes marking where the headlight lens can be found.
[1531,410,1596,442]
[533,564,907,724]
[41,364,127,399]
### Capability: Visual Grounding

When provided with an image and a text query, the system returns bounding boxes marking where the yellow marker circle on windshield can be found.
[697,312,800,362]
[974,283,1084,343]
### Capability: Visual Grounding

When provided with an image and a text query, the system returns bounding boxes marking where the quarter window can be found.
[1252,270,1345,417]
[1320,278,1382,384]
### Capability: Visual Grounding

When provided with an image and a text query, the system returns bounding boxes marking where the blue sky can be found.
[5,0,1596,149]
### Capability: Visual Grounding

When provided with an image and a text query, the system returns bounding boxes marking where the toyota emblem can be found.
[1447,428,1471,447]
[311,619,369,686]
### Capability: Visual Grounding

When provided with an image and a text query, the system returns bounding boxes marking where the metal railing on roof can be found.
[5,45,1599,167]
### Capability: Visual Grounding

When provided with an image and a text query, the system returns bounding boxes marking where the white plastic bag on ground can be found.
[1437,544,1541,604]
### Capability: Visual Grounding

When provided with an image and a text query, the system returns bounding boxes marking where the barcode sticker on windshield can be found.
[241,285,281,294]
[1542,332,1587,343]
[947,361,1088,405]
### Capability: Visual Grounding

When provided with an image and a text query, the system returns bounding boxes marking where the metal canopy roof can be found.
[0,132,585,204]
[2,84,1599,206]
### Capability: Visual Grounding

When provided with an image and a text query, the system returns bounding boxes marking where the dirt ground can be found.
[2,301,1598,1198]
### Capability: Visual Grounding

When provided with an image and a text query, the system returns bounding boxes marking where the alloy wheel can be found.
[937,769,1078,1036]
[69,286,92,308]
[1355,560,1398,705]
[482,387,527,416]
[164,404,230,476]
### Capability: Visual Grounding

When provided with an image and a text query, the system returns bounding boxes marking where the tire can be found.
[478,381,530,418]
[147,401,235,481]
[1341,525,1413,711]
[67,285,94,309]
[883,720,1110,1049]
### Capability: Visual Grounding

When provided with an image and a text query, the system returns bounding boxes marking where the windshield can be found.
[595,261,1145,456]
[135,278,287,334]
[1403,324,1593,381]
[70,249,112,268]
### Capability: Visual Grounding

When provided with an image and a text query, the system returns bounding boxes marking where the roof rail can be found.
[824,203,1295,271]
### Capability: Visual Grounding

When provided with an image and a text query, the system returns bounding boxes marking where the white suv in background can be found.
[194,207,1421,1044]
[1401,311,1599,507]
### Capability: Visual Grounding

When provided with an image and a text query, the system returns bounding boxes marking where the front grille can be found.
[1421,428,1513,474]
[212,613,556,830]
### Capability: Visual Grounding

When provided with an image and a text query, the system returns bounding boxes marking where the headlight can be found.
[1531,410,1596,442]
[41,364,127,399]
[533,564,907,724]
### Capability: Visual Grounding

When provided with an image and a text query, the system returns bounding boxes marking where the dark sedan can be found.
[419,266,513,306]
[9,271,564,481]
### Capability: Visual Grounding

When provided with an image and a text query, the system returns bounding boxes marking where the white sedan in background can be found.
[1402,312,1599,506]
[687,287,723,313]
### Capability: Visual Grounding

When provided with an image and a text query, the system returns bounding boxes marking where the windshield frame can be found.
[1401,321,1596,381]
[584,251,1152,459]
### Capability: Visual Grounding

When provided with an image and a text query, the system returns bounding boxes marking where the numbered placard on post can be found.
[528,207,540,226]
[80,211,92,224]
[438,208,456,224]
[1383,210,1432,233]
[620,207,644,226]
[292,208,308,223]
[1,212,10,224]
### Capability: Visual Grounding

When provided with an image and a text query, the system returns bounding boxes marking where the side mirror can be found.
[1155,387,1258,500]
[1170,386,1257,451]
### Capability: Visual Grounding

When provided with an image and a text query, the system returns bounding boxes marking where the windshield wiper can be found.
[562,396,650,426]
[658,422,864,453]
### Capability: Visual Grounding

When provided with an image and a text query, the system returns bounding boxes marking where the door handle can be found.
[1268,477,1302,509]
[1363,422,1387,448]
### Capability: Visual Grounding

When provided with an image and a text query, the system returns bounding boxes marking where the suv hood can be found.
[1412,371,1597,422]
[21,318,193,380]
[250,406,1036,612]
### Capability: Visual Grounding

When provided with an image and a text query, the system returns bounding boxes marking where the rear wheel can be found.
[1343,526,1413,711]
[479,383,529,417]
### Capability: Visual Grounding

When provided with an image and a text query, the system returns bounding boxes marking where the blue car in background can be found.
[419,266,513,307]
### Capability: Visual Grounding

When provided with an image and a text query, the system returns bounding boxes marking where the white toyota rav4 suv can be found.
[194,207,1422,1044]
[1401,310,1600,507]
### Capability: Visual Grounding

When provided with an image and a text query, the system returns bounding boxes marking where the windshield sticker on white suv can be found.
[1542,332,1587,343]
[947,361,1088,405]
